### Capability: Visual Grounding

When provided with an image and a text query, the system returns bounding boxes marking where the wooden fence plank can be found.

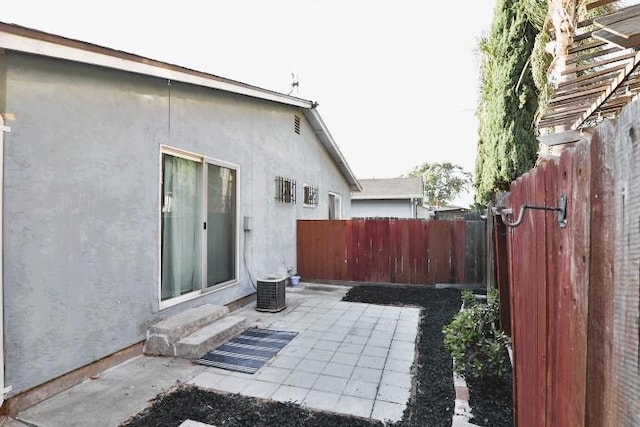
[570,141,590,426]
[586,121,616,427]
[389,219,398,283]
[493,215,511,335]
[544,158,558,427]
[553,147,577,427]
[612,100,640,426]
[296,219,485,285]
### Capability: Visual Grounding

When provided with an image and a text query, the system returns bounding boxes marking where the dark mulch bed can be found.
[465,349,514,427]
[122,285,509,427]
[122,388,381,427]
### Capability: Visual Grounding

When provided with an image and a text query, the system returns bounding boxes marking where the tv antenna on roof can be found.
[287,73,299,96]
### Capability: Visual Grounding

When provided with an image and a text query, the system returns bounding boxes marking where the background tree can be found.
[474,0,541,204]
[406,162,473,207]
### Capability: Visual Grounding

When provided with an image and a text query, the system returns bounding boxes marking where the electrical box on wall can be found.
[243,216,253,231]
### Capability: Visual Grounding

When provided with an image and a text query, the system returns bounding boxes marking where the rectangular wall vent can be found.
[294,115,301,134]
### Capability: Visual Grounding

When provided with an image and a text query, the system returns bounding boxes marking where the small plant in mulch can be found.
[442,289,510,381]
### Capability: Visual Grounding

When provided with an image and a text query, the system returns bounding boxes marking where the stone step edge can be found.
[174,315,248,359]
[144,304,230,356]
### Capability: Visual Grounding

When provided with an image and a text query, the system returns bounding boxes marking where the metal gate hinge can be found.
[493,194,568,228]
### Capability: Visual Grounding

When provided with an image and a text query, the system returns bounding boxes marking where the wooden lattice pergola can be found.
[539,0,640,145]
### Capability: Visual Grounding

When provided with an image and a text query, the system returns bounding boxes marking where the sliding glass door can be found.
[206,164,236,287]
[161,150,237,304]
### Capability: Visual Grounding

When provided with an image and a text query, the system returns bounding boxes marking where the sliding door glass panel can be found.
[206,164,236,287]
[161,154,202,300]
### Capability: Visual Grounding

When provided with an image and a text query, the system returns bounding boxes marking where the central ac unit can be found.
[256,276,287,312]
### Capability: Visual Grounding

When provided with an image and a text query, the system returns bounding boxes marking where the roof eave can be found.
[0,22,313,109]
[302,109,362,192]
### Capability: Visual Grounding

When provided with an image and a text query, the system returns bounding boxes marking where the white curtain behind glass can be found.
[161,155,202,300]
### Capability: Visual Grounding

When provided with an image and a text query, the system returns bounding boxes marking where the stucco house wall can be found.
[1,51,353,396]
[351,199,416,218]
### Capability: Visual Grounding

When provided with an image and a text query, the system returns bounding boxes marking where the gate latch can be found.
[493,194,567,228]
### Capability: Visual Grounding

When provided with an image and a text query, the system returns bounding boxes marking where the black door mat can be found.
[196,328,298,374]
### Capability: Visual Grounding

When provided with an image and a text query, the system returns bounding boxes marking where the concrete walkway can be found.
[10,283,424,426]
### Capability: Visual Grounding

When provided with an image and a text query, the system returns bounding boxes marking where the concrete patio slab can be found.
[302,390,340,411]
[335,395,374,418]
[344,379,378,399]
[15,356,207,427]
[241,380,279,399]
[312,375,348,393]
[10,283,426,426]
[371,400,407,422]
[377,383,411,404]
[271,384,309,404]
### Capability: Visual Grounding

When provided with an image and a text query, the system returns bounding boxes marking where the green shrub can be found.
[443,289,510,380]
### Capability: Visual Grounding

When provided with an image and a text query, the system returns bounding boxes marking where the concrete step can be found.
[144,304,229,356]
[175,315,248,359]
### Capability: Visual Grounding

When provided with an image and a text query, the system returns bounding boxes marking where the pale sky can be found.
[2,0,496,207]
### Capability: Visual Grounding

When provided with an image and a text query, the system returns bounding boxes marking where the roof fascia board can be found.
[0,28,313,109]
[303,109,362,192]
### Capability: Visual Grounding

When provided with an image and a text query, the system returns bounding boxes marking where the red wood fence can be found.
[496,99,640,426]
[297,219,484,285]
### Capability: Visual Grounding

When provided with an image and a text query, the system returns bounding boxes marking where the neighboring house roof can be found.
[430,205,467,212]
[351,177,423,200]
[0,22,362,192]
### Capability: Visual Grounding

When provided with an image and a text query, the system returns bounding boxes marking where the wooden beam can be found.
[562,51,636,75]
[539,117,578,128]
[557,64,626,89]
[566,46,622,65]
[594,29,640,49]
[574,31,594,43]
[586,0,617,11]
[549,88,602,106]
[577,17,595,29]
[542,104,591,118]
[538,130,586,146]
[593,4,640,28]
[593,10,640,49]
[568,40,606,55]
[555,81,613,98]
[602,16,640,39]
[540,114,584,127]
[556,74,619,95]
[542,106,591,119]
[572,50,640,129]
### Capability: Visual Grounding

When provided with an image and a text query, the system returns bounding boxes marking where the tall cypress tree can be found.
[475,0,540,204]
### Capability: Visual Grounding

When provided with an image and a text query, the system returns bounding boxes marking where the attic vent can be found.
[294,115,301,134]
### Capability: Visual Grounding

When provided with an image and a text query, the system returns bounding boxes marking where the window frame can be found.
[328,192,342,219]
[158,145,240,310]
[275,176,296,204]
[303,183,319,207]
